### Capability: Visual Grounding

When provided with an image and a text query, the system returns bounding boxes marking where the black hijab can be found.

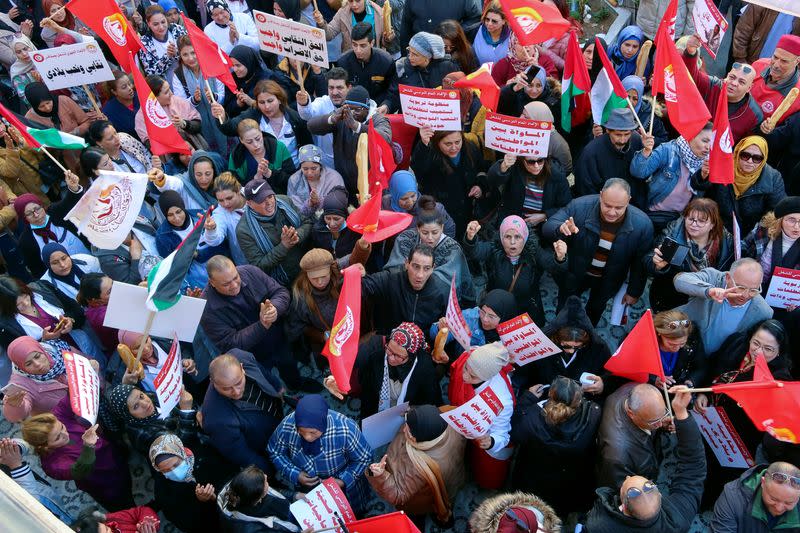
[230,45,266,92]
[158,190,190,230]
[25,82,60,128]
[276,0,301,21]
[481,289,517,343]
[406,405,448,442]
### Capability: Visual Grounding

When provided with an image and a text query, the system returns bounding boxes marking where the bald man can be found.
[586,387,706,532]
[200,350,284,472]
[596,383,669,489]
[683,35,763,143]
[712,461,800,531]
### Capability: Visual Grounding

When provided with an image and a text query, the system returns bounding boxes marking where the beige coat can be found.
[367,425,466,517]
[0,147,49,206]
[323,1,385,54]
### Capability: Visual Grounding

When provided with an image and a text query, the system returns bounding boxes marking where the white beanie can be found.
[467,342,510,382]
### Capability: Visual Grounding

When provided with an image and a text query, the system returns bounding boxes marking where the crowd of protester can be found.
[1,0,800,531]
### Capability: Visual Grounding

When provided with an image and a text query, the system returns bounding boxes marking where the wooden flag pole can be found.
[135,311,157,363]
[648,99,656,136]
[205,79,224,124]
[41,146,68,174]
[662,381,674,420]
[626,97,646,131]
[83,85,102,114]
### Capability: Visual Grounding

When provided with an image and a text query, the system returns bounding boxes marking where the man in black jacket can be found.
[338,23,394,105]
[586,386,706,533]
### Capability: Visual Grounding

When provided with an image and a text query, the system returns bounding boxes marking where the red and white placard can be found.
[765,267,800,309]
[441,385,504,438]
[399,85,462,131]
[290,478,356,531]
[63,352,100,425]
[446,274,472,352]
[692,0,728,58]
[154,333,183,419]
[496,313,561,366]
[485,112,552,156]
[691,406,755,468]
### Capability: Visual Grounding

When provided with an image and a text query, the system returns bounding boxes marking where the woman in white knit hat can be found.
[447,341,515,490]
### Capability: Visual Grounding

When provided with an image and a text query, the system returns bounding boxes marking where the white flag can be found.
[65,170,148,250]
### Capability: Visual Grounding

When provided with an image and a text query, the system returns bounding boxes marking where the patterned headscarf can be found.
[389,322,428,354]
[149,433,196,481]
[507,33,536,73]
[108,383,159,426]
[206,0,231,17]
[379,323,428,412]
[8,336,68,382]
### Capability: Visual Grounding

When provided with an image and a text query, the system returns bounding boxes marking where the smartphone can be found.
[659,237,690,266]
[1,382,24,396]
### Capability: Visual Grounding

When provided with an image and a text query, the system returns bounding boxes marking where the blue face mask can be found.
[164,460,192,482]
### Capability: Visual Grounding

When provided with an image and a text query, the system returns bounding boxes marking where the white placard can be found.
[103,282,207,342]
[496,313,561,366]
[361,402,409,449]
[692,0,728,58]
[485,112,552,156]
[63,351,100,425]
[252,10,329,69]
[446,274,472,352]
[31,41,114,91]
[765,267,800,310]
[691,406,754,468]
[154,333,183,419]
[398,85,462,131]
[441,385,504,439]
[290,478,356,531]
[732,211,741,261]
[744,0,800,17]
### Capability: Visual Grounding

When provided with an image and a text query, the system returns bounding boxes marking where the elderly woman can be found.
[511,376,602,515]
[218,465,304,530]
[386,197,475,304]
[696,136,786,234]
[287,144,346,217]
[138,4,187,81]
[267,395,373,512]
[382,170,456,238]
[472,0,511,65]
[631,122,713,231]
[108,383,198,455]
[367,404,466,524]
[226,119,296,192]
[651,310,706,389]
[87,121,153,175]
[311,186,374,270]
[2,336,73,422]
[10,35,39,106]
[609,25,650,79]
[22,396,134,511]
[463,216,566,326]
[135,75,203,151]
[148,434,223,532]
[39,242,101,300]
[448,342,515,490]
[645,197,735,312]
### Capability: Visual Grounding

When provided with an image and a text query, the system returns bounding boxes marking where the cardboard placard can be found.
[154,333,183,419]
[496,313,561,366]
[445,274,472,352]
[441,385,504,438]
[485,112,552,156]
[765,267,800,309]
[63,352,100,425]
[398,85,462,130]
[253,10,329,68]
[290,478,356,531]
[692,0,728,58]
[361,402,409,449]
[31,41,114,90]
[692,406,755,468]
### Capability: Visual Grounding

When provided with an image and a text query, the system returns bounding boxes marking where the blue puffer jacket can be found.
[630,140,700,208]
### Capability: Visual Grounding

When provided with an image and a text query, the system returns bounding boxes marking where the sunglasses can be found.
[739,152,764,163]
[626,480,658,503]
[524,158,546,165]
[665,319,690,330]
[732,62,754,74]
[767,471,800,490]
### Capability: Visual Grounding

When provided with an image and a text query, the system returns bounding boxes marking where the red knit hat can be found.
[776,35,800,57]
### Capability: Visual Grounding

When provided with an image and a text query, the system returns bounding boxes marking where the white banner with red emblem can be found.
[692,0,728,58]
[253,10,329,68]
[65,170,149,250]
[399,85,462,130]
[691,406,755,468]
[154,333,183,419]
[63,351,100,425]
[485,112,553,156]
[290,478,356,530]
[441,385,504,438]
[496,313,561,366]
[31,41,114,91]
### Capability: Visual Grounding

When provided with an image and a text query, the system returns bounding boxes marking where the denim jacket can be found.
[630,140,698,208]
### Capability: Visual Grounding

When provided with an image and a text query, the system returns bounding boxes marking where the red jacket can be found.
[751,58,800,123]
[105,506,159,533]
[682,50,763,142]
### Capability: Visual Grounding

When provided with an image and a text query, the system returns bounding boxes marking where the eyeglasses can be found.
[645,409,671,427]
[664,319,691,330]
[625,480,658,503]
[739,152,764,163]
[524,158,546,166]
[730,282,762,295]
[24,206,43,217]
[686,217,710,227]
[479,308,500,321]
[784,216,800,228]
[767,471,800,490]
[732,62,754,74]
[750,338,778,356]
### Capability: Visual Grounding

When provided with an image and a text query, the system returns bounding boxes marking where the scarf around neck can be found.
[675,136,706,175]
[244,200,301,285]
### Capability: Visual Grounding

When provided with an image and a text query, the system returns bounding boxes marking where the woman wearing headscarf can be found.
[324,322,444,418]
[10,35,39,107]
[218,465,304,532]
[695,136,786,234]
[382,170,456,238]
[224,45,279,119]
[608,25,650,80]
[38,242,101,300]
[522,101,573,174]
[39,0,83,47]
[148,434,223,532]
[24,82,91,138]
[107,383,198,455]
[287,144,346,217]
[448,342,515,490]
[2,335,72,422]
[150,150,227,211]
[22,395,134,512]
[367,404,467,525]
[510,376,601,516]
[463,216,566,326]
[155,189,228,289]
[267,394,373,512]
[113,329,198,393]
[497,64,563,128]
[490,33,558,87]
[202,0,260,54]
[621,75,668,146]
[76,273,118,355]
[431,289,517,357]
[310,186,375,270]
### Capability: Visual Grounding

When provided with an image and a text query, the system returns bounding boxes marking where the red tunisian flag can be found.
[129,54,192,155]
[656,0,678,43]
[67,0,142,71]
[322,265,362,394]
[713,377,800,444]
[652,23,711,140]
[499,0,571,46]
[368,118,396,195]
[709,82,734,184]
[347,187,412,243]
[180,14,237,93]
[346,512,421,533]
[604,309,666,383]
[454,65,501,112]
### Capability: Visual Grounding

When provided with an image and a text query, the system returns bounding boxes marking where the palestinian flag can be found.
[0,102,87,150]
[146,208,209,312]
[590,36,629,126]
[561,31,591,132]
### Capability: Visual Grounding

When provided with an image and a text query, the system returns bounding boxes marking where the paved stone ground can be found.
[0,273,716,531]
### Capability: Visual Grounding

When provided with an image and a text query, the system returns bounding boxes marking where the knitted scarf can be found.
[243,199,301,285]
[675,137,706,175]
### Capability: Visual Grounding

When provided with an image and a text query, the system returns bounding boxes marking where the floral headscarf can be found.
[149,433,195,482]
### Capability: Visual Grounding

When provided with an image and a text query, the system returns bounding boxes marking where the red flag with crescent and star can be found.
[498,0,571,46]
[709,82,735,184]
